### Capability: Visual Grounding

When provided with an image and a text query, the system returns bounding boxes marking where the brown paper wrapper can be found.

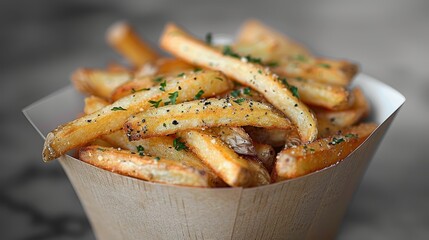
[24,74,405,239]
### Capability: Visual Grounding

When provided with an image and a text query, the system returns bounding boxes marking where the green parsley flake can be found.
[154,157,160,161]
[205,32,212,45]
[159,80,167,91]
[111,106,126,111]
[223,46,241,58]
[233,98,245,105]
[243,87,252,96]
[165,91,179,105]
[173,137,188,151]
[193,68,202,73]
[97,147,105,152]
[177,72,185,77]
[194,90,205,100]
[136,145,145,156]
[149,99,162,108]
[131,88,151,93]
[345,133,358,138]
[280,78,300,98]
[266,61,279,67]
[330,137,345,145]
[230,89,241,97]
[319,63,331,68]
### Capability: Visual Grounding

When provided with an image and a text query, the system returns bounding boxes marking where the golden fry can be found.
[125,98,292,140]
[273,123,377,181]
[79,146,212,187]
[160,23,317,142]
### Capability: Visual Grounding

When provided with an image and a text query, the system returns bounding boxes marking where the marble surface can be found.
[1,0,428,239]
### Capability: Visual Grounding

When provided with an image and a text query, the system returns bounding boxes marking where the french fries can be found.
[43,20,377,188]
[107,21,159,67]
[315,87,370,137]
[79,146,212,187]
[72,68,132,100]
[160,23,318,143]
[125,98,293,140]
[177,130,252,187]
[43,70,233,161]
[272,123,377,181]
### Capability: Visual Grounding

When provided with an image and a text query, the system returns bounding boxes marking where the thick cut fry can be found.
[245,127,301,147]
[315,87,370,137]
[286,78,351,110]
[160,23,317,142]
[245,157,271,186]
[43,70,233,161]
[273,123,377,181]
[272,58,358,87]
[110,75,156,101]
[125,98,292,140]
[72,68,132,100]
[209,127,256,156]
[79,146,212,187]
[107,21,159,66]
[177,130,251,187]
[235,19,310,60]
[253,142,276,173]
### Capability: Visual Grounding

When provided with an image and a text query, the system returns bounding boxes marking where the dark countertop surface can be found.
[1,0,428,239]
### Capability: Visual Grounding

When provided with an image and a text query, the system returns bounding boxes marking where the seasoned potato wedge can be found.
[79,146,212,187]
[106,21,159,66]
[273,123,377,181]
[43,70,233,161]
[125,98,293,140]
[72,68,132,100]
[177,130,251,187]
[160,23,318,143]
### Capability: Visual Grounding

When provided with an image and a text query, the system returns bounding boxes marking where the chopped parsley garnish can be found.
[193,67,202,73]
[345,133,358,138]
[194,90,204,100]
[319,63,331,68]
[294,54,308,62]
[97,147,105,152]
[153,76,164,83]
[233,98,246,105]
[136,145,145,156]
[230,89,241,97]
[173,137,188,151]
[258,70,263,74]
[149,99,162,108]
[266,61,279,67]
[280,78,300,98]
[159,80,167,91]
[222,45,241,58]
[243,87,252,96]
[177,72,185,77]
[330,137,345,145]
[205,32,212,45]
[111,106,126,111]
[165,91,179,105]
[245,55,262,64]
[154,157,160,161]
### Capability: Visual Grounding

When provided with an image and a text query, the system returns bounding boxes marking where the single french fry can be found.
[285,78,351,110]
[71,68,132,100]
[160,23,317,143]
[43,70,233,161]
[273,123,377,181]
[177,130,251,187]
[125,98,293,140]
[106,21,159,67]
[315,87,370,137]
[235,19,310,61]
[253,142,276,173]
[79,146,212,187]
[209,126,256,156]
[272,57,358,86]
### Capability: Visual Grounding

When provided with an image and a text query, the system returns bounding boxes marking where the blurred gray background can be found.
[1,0,428,239]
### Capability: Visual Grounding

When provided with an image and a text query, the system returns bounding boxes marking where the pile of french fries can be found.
[42,20,377,188]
